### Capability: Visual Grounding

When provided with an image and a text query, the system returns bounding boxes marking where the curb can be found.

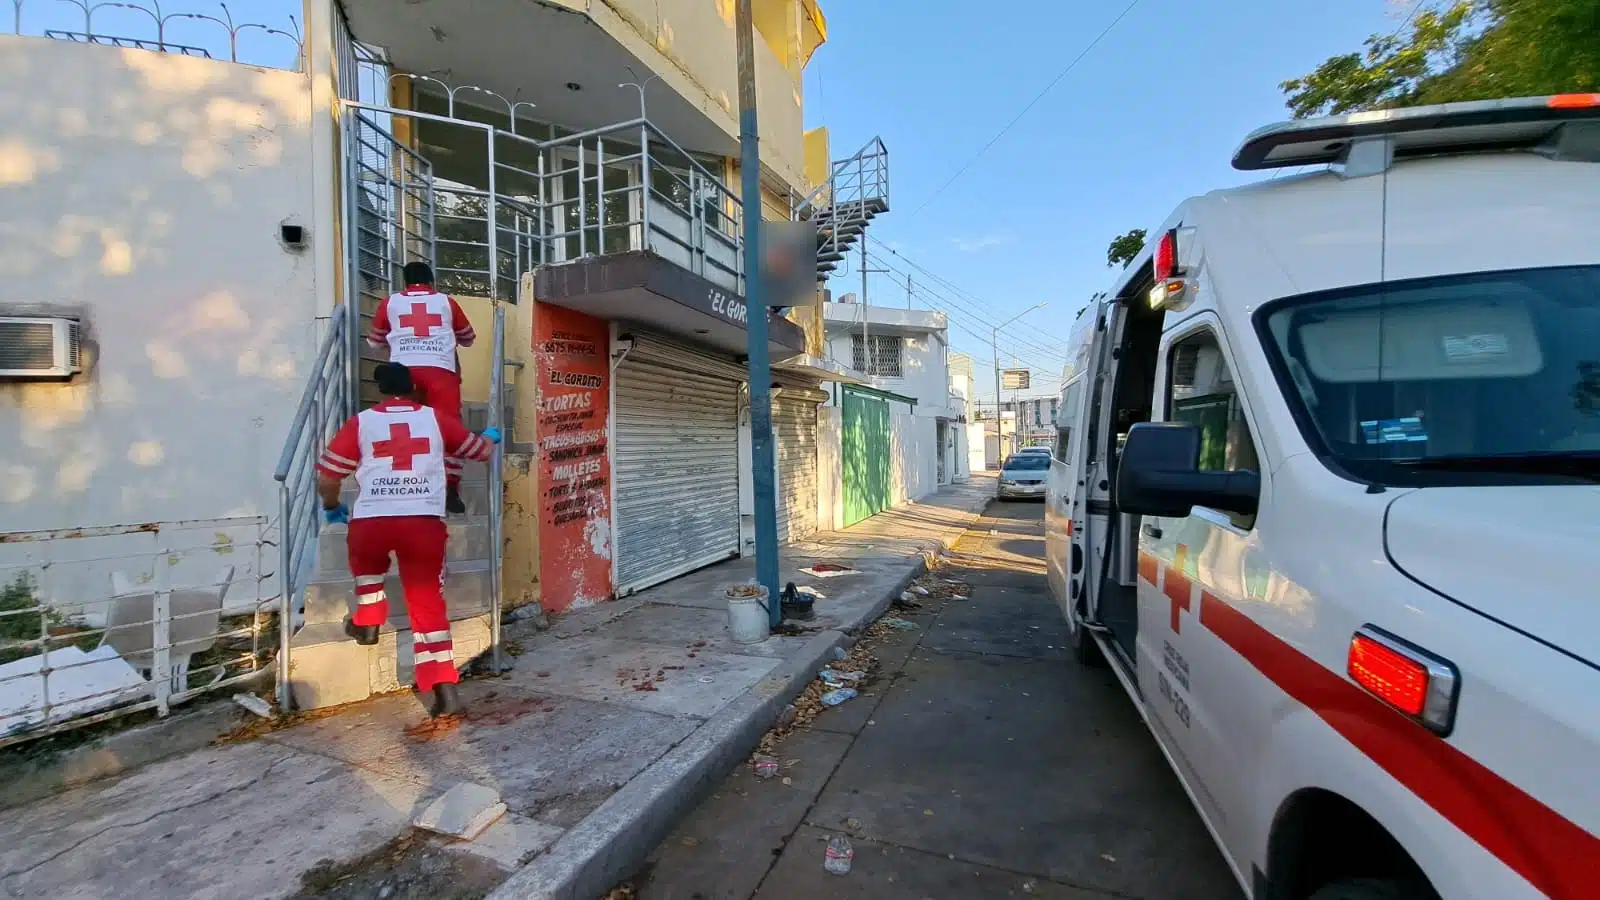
[487,628,848,900]
[488,487,994,900]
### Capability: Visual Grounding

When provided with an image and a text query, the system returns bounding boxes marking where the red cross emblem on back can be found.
[398,301,444,337]
[372,422,432,471]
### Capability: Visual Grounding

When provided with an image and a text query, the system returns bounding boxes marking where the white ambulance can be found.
[1044,95,1600,900]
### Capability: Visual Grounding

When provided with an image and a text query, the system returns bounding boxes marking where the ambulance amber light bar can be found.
[1233,94,1600,171]
[1348,626,1459,735]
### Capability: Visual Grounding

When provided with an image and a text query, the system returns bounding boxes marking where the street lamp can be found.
[56,0,116,33]
[991,301,1046,460]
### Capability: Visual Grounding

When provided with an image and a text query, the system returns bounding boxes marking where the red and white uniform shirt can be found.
[316,400,493,519]
[368,287,477,372]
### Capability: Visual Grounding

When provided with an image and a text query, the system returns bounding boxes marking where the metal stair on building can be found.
[796,137,890,281]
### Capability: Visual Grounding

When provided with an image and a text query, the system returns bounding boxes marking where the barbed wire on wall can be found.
[8,0,302,71]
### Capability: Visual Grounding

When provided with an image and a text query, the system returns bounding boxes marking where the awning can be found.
[535,251,806,361]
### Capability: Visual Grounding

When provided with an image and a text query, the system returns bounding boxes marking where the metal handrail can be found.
[487,306,506,673]
[272,305,353,711]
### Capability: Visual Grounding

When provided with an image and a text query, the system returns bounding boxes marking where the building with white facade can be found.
[816,300,962,526]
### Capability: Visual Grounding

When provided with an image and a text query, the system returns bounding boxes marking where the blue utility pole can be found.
[734,0,781,628]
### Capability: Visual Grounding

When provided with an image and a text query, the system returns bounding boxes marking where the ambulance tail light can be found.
[1147,228,1191,311]
[1348,626,1459,735]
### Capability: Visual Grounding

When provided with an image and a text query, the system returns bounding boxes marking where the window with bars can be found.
[851,334,904,377]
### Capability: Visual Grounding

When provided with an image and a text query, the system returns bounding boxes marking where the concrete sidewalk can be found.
[0,476,993,900]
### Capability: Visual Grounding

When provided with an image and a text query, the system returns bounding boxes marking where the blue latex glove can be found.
[323,504,350,526]
[482,427,503,445]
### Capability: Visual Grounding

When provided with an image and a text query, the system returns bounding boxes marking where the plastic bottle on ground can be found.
[824,836,854,875]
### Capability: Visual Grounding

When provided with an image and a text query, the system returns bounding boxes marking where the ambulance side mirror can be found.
[1115,422,1260,519]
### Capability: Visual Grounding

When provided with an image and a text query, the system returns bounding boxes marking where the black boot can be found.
[343,617,380,646]
[446,484,466,515]
[430,682,464,718]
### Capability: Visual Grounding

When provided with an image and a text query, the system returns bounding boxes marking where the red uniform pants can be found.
[409,365,465,488]
[346,516,458,692]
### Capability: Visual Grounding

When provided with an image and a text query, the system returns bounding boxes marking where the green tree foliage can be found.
[1106,229,1146,269]
[1282,0,1600,119]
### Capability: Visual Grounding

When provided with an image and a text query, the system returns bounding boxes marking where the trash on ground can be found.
[912,586,930,596]
[753,758,780,779]
[824,836,855,875]
[781,776,793,785]
[233,693,273,719]
[412,782,507,840]
[952,594,970,602]
[801,564,857,578]
[1101,852,1118,863]
[818,668,864,686]
[881,617,918,630]
[831,646,849,661]
[820,688,857,706]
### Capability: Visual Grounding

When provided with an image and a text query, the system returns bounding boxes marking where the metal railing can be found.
[340,100,746,301]
[0,516,271,748]
[793,136,891,275]
[10,0,304,71]
[272,305,354,710]
[487,306,507,674]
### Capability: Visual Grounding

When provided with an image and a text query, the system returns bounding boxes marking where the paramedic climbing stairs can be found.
[273,304,508,712]
[796,137,890,280]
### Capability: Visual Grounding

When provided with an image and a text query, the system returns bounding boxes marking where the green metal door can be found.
[842,388,891,526]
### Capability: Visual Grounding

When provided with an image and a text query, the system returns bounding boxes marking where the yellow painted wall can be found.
[804,126,831,197]
[453,289,542,614]
[590,0,812,192]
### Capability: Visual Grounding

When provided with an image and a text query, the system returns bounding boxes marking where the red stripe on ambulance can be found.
[1196,589,1598,899]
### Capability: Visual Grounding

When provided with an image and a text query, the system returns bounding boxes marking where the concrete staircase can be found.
[286,402,501,711]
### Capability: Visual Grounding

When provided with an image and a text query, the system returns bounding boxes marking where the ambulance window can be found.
[1166,329,1260,529]
[1054,380,1082,460]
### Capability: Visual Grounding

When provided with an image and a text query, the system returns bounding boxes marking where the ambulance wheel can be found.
[1309,878,1430,900]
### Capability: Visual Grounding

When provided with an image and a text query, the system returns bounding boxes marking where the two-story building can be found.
[816,299,961,526]
[0,0,893,721]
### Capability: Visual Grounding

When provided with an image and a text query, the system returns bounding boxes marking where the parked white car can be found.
[1045,95,1600,900]
[997,453,1050,500]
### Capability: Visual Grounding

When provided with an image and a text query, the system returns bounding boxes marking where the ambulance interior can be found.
[1088,286,1165,662]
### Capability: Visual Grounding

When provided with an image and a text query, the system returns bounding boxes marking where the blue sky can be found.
[806,0,1414,399]
[12,0,1411,399]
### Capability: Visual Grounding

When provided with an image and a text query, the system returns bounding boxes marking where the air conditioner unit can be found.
[0,316,83,378]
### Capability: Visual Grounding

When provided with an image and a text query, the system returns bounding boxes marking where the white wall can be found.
[0,38,325,610]
[816,405,842,532]
[889,412,937,505]
[823,326,950,417]
[966,422,987,477]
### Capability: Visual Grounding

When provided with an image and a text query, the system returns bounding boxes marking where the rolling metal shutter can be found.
[613,335,743,595]
[774,389,826,543]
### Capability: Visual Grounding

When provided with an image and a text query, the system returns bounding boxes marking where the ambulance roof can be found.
[1108,94,1600,310]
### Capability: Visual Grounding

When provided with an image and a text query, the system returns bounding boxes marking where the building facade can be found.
[816,301,963,526]
[0,0,897,718]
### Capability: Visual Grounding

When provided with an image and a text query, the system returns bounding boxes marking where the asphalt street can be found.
[628,498,1241,900]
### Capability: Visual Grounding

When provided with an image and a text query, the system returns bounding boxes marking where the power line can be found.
[866,248,1072,360]
[904,0,1146,220]
[864,267,1066,377]
[875,267,1064,371]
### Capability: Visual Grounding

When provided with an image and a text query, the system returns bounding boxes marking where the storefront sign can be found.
[535,305,613,612]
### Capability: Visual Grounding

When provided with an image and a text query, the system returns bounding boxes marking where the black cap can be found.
[374,362,415,397]
[402,261,434,286]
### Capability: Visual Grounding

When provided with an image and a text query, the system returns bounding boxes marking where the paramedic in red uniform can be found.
[315,362,501,717]
[368,261,478,514]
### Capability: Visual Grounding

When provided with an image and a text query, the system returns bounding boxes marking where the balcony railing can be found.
[342,100,746,302]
